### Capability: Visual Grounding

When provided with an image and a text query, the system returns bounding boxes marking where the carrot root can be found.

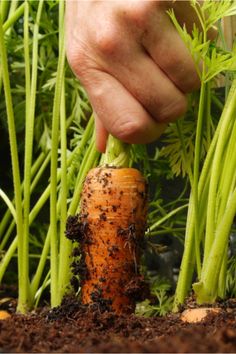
[66,167,148,314]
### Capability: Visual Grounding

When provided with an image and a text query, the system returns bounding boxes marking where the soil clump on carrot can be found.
[1,296,236,352]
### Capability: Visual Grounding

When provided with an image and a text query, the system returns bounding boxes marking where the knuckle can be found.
[112,118,144,143]
[183,78,201,93]
[184,74,201,92]
[158,48,184,76]
[93,24,122,56]
[158,96,188,122]
[122,2,155,28]
[157,50,200,93]
[168,61,200,93]
[173,64,200,93]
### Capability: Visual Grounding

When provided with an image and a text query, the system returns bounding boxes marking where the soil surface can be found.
[1,296,236,352]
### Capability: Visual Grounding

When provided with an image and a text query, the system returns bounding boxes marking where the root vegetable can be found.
[69,166,148,314]
[0,310,11,320]
[180,308,221,323]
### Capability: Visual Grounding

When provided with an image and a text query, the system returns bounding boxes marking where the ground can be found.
[1,296,236,353]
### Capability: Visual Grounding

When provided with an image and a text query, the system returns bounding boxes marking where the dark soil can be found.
[1,296,236,353]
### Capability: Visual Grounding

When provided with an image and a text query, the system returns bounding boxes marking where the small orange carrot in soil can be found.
[66,166,148,314]
[180,308,221,323]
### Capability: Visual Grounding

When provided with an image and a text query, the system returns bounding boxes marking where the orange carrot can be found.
[68,166,148,314]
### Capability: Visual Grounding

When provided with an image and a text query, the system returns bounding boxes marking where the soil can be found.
[1,295,236,353]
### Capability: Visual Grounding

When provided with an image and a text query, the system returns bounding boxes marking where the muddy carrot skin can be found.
[76,166,148,314]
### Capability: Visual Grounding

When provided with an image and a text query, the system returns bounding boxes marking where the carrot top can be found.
[100,135,130,168]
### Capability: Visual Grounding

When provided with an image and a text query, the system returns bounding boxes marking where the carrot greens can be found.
[0,0,236,314]
[168,0,236,310]
[101,135,130,168]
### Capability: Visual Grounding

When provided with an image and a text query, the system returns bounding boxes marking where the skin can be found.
[66,1,201,152]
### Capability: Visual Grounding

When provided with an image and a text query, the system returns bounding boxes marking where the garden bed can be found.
[1,3,236,353]
[1,296,236,353]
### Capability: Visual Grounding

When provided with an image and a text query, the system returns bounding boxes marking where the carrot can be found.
[67,166,148,314]
[180,308,221,323]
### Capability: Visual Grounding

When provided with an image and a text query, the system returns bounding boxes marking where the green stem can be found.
[30,118,95,300]
[218,248,227,299]
[1,116,86,253]
[192,82,206,278]
[0,237,18,283]
[0,0,20,93]
[0,220,15,252]
[0,153,49,252]
[49,1,66,307]
[0,11,25,312]
[149,204,188,232]
[31,135,99,302]
[193,187,236,303]
[192,79,236,303]
[0,189,16,222]
[203,79,236,268]
[0,0,9,22]
[0,152,45,244]
[2,179,69,299]
[206,83,236,300]
[173,83,226,310]
[173,175,210,310]
[3,2,24,33]
[22,0,31,307]
[34,271,50,308]
[30,152,51,192]
[71,138,100,215]
[147,228,186,237]
[174,79,236,309]
[101,135,130,167]
[205,82,212,150]
[192,1,205,34]
[217,122,236,221]
[190,11,210,276]
[58,74,69,302]
[0,180,52,287]
[212,94,224,111]
[22,0,43,309]
[19,120,95,294]
[30,229,50,300]
[173,192,195,311]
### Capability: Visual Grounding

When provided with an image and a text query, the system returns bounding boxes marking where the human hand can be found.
[66,1,200,152]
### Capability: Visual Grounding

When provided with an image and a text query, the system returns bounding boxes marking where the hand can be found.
[66,1,200,152]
